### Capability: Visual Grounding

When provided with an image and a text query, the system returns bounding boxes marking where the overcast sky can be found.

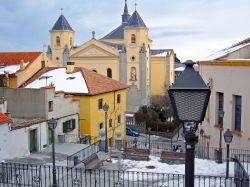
[0,0,250,61]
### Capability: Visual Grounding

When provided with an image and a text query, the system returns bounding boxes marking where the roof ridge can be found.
[51,14,74,31]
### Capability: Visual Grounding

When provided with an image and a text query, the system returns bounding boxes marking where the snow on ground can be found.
[110,156,236,186]
[114,156,234,176]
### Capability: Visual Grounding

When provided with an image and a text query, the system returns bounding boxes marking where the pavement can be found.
[4,143,88,166]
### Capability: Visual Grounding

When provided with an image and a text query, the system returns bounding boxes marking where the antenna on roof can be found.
[39,76,52,86]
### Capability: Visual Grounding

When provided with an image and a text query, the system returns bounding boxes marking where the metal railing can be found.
[233,155,250,187]
[67,141,100,168]
[0,162,242,187]
[124,140,185,155]
[124,140,250,161]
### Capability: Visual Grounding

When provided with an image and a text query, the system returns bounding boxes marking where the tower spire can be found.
[122,0,130,24]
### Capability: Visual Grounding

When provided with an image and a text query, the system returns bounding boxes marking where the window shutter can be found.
[63,122,67,133]
[72,119,76,129]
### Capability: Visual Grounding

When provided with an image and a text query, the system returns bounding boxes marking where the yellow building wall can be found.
[9,54,56,88]
[50,30,75,66]
[169,53,175,85]
[151,57,167,96]
[71,58,120,81]
[74,89,126,142]
[124,28,150,89]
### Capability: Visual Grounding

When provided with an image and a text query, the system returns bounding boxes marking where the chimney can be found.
[5,112,11,118]
[20,60,25,70]
[0,98,7,113]
[66,61,75,73]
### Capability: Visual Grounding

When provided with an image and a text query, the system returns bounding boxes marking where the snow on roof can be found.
[0,62,29,75]
[151,49,173,57]
[205,42,250,60]
[175,67,185,71]
[0,65,20,75]
[25,68,88,93]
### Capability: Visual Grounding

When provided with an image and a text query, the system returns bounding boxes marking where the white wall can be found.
[0,122,47,160]
[199,64,250,150]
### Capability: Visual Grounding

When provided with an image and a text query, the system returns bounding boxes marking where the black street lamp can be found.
[200,128,204,158]
[48,118,58,187]
[218,110,225,163]
[103,103,109,153]
[168,60,211,187]
[148,127,151,150]
[224,129,233,179]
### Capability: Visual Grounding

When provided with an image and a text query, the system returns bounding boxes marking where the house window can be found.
[48,101,53,112]
[217,92,224,125]
[99,122,103,130]
[234,95,242,132]
[117,94,121,104]
[98,99,103,110]
[107,68,112,78]
[131,34,136,44]
[109,119,112,128]
[117,115,121,124]
[56,36,60,46]
[130,67,136,81]
[63,119,76,133]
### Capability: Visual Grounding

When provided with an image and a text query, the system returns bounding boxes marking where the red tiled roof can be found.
[80,68,128,95]
[0,112,12,124]
[0,52,42,66]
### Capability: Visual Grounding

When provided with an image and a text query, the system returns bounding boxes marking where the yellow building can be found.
[24,64,128,142]
[0,52,56,88]
[47,1,175,113]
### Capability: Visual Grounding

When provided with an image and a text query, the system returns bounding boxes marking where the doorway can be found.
[29,129,37,153]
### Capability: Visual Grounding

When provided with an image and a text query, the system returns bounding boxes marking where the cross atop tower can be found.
[135,2,137,10]
[61,8,63,15]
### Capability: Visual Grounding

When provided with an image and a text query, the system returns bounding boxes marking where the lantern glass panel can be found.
[171,90,209,122]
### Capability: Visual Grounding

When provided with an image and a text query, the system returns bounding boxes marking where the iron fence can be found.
[67,141,100,168]
[124,140,250,162]
[0,162,246,187]
[233,155,250,187]
[124,140,185,155]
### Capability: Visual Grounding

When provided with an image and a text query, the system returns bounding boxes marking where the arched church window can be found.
[70,37,73,46]
[130,67,136,81]
[107,68,112,78]
[131,34,136,44]
[56,36,60,46]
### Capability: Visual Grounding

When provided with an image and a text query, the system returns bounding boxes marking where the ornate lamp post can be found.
[200,128,204,158]
[148,127,151,150]
[48,118,58,187]
[103,103,109,153]
[168,60,211,187]
[217,110,225,163]
[224,129,233,179]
